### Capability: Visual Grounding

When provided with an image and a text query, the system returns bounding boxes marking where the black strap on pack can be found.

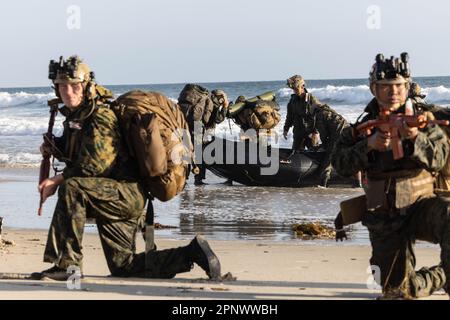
[144,199,156,271]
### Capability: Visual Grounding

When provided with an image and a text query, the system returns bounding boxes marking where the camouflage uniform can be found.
[206,93,228,131]
[45,103,206,278]
[425,105,450,190]
[284,93,348,184]
[331,98,450,297]
[178,84,227,184]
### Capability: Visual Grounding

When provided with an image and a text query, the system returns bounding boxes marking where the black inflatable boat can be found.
[203,137,353,187]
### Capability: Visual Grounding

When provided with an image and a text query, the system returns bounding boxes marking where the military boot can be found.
[319,176,329,188]
[194,175,207,186]
[377,286,414,300]
[351,178,363,188]
[186,235,221,280]
[30,265,83,281]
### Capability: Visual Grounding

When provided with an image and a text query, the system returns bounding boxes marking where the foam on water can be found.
[0,91,55,107]
[0,152,41,167]
[0,117,64,136]
[2,81,450,166]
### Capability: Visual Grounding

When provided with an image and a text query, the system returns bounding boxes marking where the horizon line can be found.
[1,74,450,90]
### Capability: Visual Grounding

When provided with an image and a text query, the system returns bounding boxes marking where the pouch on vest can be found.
[366,179,387,210]
[340,194,366,225]
[395,170,435,209]
[129,113,167,178]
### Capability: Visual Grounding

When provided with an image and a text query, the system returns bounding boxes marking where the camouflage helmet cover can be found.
[211,89,227,99]
[235,95,246,104]
[49,55,92,84]
[369,52,411,85]
[287,75,306,89]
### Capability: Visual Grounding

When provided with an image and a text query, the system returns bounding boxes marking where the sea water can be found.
[1,77,449,243]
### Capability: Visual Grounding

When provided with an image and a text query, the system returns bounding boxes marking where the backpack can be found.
[112,90,193,202]
[234,99,281,130]
[177,84,213,129]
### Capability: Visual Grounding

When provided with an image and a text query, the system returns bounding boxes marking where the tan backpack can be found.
[112,90,193,202]
[235,100,281,130]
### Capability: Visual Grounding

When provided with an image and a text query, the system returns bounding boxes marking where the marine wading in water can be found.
[332,52,450,299]
[204,85,360,188]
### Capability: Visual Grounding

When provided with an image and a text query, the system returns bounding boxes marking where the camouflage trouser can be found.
[44,177,194,278]
[317,151,333,182]
[292,129,305,152]
[362,196,450,298]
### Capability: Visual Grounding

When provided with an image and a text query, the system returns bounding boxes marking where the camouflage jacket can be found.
[331,98,450,178]
[284,93,348,151]
[204,98,227,130]
[54,103,139,181]
[284,93,321,133]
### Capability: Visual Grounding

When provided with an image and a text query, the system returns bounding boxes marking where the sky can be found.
[1,0,450,87]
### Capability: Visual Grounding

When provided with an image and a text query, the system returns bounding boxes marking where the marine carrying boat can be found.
[203,137,353,187]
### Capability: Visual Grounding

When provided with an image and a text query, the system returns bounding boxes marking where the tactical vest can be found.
[365,169,435,213]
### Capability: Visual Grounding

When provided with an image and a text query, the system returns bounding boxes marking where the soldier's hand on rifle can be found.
[399,122,418,141]
[38,174,64,203]
[367,130,391,152]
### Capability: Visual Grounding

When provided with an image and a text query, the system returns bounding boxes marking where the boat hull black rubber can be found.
[203,137,353,187]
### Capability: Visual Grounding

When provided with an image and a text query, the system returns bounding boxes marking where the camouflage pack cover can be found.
[177,84,213,128]
[233,99,281,130]
[113,90,192,202]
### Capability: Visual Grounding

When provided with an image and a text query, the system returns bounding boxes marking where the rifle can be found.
[38,99,60,216]
[355,110,449,160]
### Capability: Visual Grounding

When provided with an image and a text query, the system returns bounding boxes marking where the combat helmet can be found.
[287,75,306,90]
[369,52,412,85]
[235,95,246,104]
[48,55,112,103]
[49,55,92,85]
[211,89,228,106]
[410,82,424,96]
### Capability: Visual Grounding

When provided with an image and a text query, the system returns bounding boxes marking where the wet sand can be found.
[0,228,447,300]
[0,167,368,242]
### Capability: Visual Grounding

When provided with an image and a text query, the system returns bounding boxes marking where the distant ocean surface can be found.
[2,77,450,167]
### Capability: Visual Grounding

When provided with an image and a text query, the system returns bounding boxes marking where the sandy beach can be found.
[0,228,447,300]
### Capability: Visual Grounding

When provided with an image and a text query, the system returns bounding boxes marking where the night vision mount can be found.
[48,56,95,81]
[374,52,411,81]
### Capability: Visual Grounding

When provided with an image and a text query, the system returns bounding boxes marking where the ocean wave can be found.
[422,86,450,102]
[277,85,372,104]
[0,117,63,136]
[0,153,41,167]
[0,91,56,107]
[277,85,450,105]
